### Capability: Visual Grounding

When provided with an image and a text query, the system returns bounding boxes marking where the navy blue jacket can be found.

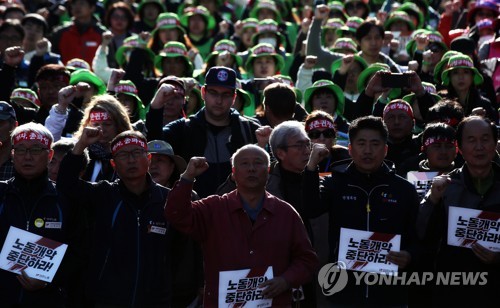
[0,174,68,306]
[146,107,259,197]
[303,161,421,306]
[57,153,171,306]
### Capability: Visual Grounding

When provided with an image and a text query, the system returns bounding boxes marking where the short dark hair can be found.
[35,64,70,82]
[0,19,25,41]
[348,116,388,143]
[421,122,456,151]
[104,2,135,31]
[263,83,296,119]
[427,99,464,127]
[356,20,384,42]
[456,116,498,148]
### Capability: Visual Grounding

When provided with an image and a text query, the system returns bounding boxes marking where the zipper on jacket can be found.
[98,249,111,280]
[131,209,141,306]
[347,184,388,300]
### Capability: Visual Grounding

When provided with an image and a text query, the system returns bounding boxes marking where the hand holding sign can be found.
[472,243,500,265]
[387,250,411,269]
[260,277,289,299]
[17,270,47,291]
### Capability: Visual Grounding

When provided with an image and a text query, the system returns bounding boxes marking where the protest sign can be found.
[407,171,438,199]
[219,266,273,308]
[448,206,500,251]
[0,226,68,282]
[338,228,401,274]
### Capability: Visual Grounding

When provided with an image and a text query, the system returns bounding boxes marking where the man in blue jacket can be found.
[57,128,172,306]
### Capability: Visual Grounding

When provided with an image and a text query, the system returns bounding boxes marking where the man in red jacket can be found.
[165,144,319,307]
[50,0,106,64]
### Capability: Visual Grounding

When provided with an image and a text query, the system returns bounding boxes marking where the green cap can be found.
[245,43,285,74]
[70,69,106,95]
[115,35,156,67]
[249,0,282,23]
[441,54,483,86]
[251,19,286,46]
[114,80,146,120]
[205,39,243,68]
[154,41,194,76]
[331,38,358,53]
[304,80,345,116]
[396,2,424,29]
[137,0,166,16]
[384,11,415,31]
[433,51,462,84]
[336,16,364,36]
[180,6,216,32]
[151,13,185,38]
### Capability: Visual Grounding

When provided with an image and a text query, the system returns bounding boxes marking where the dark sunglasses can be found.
[426,44,442,53]
[307,129,336,139]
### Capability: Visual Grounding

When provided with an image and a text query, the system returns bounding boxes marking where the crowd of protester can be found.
[0,0,499,307]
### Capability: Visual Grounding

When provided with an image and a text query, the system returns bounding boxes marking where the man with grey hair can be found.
[165,144,318,307]
[268,120,317,306]
[0,122,70,305]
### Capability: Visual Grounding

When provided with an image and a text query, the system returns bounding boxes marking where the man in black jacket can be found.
[146,66,260,197]
[304,116,420,306]
[0,122,68,306]
[57,129,172,306]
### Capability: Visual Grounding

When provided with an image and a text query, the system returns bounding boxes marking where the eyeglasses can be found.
[13,147,48,156]
[283,141,312,151]
[206,89,235,101]
[113,149,147,161]
[307,129,336,139]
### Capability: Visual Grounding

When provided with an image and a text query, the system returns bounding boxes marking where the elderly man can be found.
[0,123,68,305]
[418,116,500,307]
[165,144,318,307]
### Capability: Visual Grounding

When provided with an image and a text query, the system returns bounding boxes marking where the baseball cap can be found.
[0,101,17,120]
[204,67,236,90]
[147,140,187,172]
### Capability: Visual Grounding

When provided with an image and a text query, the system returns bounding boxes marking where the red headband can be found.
[111,137,147,156]
[90,111,112,122]
[13,130,51,148]
[306,119,335,131]
[383,102,414,119]
[423,137,456,150]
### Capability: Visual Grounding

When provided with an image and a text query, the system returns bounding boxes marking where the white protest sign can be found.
[0,226,68,282]
[407,171,438,199]
[219,266,273,308]
[448,206,500,251]
[338,228,401,274]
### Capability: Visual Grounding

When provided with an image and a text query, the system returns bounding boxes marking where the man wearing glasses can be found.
[0,123,68,305]
[147,66,261,197]
[57,129,172,306]
[165,144,318,307]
